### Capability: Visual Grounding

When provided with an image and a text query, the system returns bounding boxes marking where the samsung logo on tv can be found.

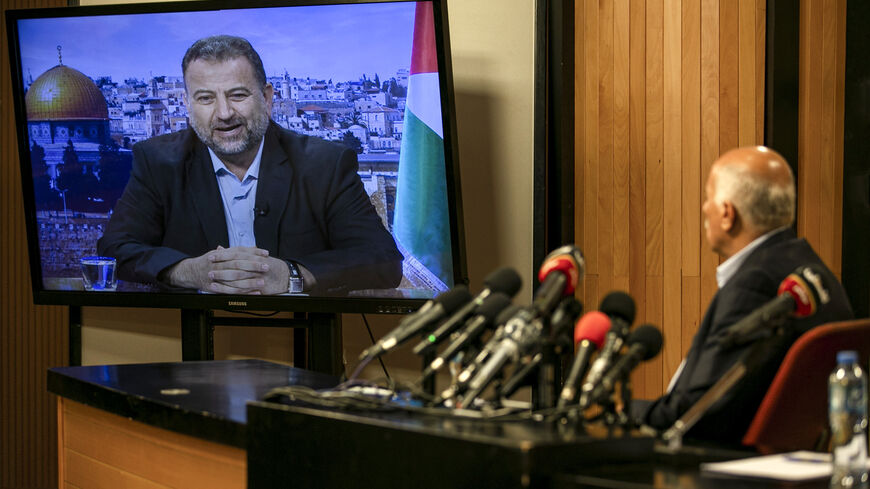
[227,301,248,307]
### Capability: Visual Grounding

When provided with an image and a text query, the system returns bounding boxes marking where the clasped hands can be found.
[166,246,290,295]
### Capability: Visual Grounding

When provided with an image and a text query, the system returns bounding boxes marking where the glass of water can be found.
[80,256,117,291]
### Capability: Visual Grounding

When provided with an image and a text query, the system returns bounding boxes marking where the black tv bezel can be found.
[5,0,467,315]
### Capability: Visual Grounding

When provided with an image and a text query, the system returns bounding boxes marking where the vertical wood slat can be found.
[576,0,766,400]
[1,1,70,488]
[598,0,615,298]
[662,0,683,389]
[738,0,756,146]
[627,0,647,399]
[832,0,846,277]
[800,0,823,248]
[819,0,837,266]
[755,0,766,144]
[797,0,847,278]
[700,0,720,312]
[681,0,701,356]
[643,0,665,395]
[720,0,740,154]
[645,0,664,284]
[574,3,586,298]
[613,0,630,285]
[585,0,600,283]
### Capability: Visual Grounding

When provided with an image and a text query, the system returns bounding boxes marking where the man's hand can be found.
[165,246,290,295]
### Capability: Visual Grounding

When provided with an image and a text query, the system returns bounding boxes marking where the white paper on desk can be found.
[700,451,833,481]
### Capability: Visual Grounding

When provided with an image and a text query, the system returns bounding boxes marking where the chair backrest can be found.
[742,319,870,454]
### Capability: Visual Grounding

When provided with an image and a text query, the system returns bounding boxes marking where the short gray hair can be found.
[182,35,267,89]
[714,163,795,232]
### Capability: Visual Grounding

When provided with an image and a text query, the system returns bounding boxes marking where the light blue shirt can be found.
[715,226,788,288]
[209,139,265,248]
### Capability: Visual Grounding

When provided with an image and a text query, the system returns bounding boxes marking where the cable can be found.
[361,313,391,380]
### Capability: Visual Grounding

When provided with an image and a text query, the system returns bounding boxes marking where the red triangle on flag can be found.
[410,2,438,75]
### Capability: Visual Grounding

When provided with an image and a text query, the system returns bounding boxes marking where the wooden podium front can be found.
[56,399,245,489]
[48,359,337,489]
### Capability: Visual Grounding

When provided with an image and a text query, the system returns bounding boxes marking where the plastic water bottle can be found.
[830,350,868,489]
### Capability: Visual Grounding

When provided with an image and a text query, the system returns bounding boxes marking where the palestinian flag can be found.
[394,1,453,287]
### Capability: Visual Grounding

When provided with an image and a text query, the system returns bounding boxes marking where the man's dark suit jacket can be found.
[634,228,853,445]
[97,122,403,295]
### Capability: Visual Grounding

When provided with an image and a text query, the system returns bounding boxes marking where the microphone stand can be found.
[535,297,583,410]
[617,375,634,429]
[660,333,782,451]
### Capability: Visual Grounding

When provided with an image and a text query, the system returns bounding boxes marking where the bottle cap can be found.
[837,350,858,364]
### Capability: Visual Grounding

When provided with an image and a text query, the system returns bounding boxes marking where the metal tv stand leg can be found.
[181,309,214,361]
[179,309,344,377]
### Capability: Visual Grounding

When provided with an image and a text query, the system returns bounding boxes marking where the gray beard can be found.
[190,111,270,158]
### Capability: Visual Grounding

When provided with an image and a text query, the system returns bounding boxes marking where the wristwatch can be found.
[285,260,303,294]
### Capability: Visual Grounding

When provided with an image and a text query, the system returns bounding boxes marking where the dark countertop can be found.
[245,400,658,489]
[48,359,338,448]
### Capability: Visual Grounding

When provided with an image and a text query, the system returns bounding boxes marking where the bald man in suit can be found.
[632,146,853,444]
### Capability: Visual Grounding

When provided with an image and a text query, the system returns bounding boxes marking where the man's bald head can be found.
[710,146,795,234]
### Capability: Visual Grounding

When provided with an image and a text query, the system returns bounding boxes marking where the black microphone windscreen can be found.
[627,324,663,360]
[494,304,522,326]
[483,267,523,297]
[477,292,511,321]
[600,291,636,324]
[437,285,472,312]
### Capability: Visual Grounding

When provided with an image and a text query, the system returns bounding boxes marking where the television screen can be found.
[5,0,466,313]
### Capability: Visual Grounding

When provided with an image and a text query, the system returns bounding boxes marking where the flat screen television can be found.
[5,0,466,314]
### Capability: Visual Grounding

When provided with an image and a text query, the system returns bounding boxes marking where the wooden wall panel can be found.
[575,0,766,399]
[798,0,847,277]
[700,0,720,325]
[1,1,70,488]
[627,0,649,398]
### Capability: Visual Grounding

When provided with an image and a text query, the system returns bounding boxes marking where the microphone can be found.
[531,245,586,317]
[460,245,585,406]
[497,352,543,400]
[359,285,472,360]
[547,296,586,343]
[253,203,269,216]
[419,292,512,381]
[557,311,611,408]
[459,315,530,407]
[413,267,522,356]
[716,265,830,348]
[583,324,663,407]
[437,304,521,404]
[457,246,586,406]
[493,296,584,402]
[578,291,636,407]
[446,247,584,401]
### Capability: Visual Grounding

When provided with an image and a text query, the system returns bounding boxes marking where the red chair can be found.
[742,319,870,454]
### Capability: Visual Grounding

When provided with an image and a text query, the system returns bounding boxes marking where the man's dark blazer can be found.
[634,228,853,445]
[97,122,403,295]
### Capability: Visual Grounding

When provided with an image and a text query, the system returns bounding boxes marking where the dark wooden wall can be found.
[2,1,69,487]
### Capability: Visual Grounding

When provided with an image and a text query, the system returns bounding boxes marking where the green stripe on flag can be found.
[394,109,453,286]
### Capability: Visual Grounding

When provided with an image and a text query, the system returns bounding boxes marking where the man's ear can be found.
[263,83,274,112]
[720,200,737,232]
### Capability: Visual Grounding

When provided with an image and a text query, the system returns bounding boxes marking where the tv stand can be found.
[180,309,343,376]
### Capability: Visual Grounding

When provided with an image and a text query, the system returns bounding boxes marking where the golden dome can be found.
[25,65,108,121]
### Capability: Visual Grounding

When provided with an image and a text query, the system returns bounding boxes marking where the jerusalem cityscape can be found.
[22,54,443,293]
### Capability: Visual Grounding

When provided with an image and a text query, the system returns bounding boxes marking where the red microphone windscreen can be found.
[574,311,611,348]
[539,255,581,295]
[777,273,816,318]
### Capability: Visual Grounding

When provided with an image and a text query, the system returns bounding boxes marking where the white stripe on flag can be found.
[405,72,443,139]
